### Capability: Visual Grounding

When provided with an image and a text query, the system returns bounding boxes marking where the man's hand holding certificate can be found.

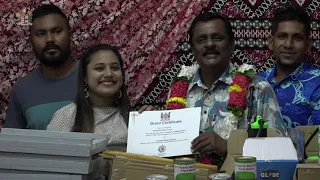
[126,107,201,157]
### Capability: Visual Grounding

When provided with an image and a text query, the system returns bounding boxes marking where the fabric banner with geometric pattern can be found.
[0,0,319,124]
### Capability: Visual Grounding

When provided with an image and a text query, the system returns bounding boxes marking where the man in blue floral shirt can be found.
[258,5,320,127]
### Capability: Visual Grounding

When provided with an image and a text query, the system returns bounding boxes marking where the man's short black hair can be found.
[188,11,234,46]
[32,3,69,28]
[271,4,311,36]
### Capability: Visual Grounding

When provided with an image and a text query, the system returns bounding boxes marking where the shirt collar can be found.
[291,61,311,80]
[267,61,310,82]
[189,63,234,91]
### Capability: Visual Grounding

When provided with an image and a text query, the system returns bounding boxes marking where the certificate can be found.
[126,107,201,157]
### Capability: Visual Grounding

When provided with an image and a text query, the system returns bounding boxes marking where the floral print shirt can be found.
[258,61,320,127]
[186,64,287,139]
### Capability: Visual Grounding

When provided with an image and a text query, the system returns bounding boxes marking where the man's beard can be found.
[35,43,71,68]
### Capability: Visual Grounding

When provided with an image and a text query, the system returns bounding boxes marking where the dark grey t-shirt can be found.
[4,64,78,130]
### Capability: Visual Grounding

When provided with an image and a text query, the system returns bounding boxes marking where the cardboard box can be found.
[220,126,320,180]
[295,126,320,180]
[296,164,320,180]
[220,128,278,175]
[297,126,319,157]
[105,156,217,180]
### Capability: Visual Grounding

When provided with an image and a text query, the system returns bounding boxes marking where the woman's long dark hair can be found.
[73,44,131,133]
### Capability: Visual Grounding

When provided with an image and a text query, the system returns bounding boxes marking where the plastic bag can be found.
[287,128,305,163]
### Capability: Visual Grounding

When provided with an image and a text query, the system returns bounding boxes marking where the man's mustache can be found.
[203,48,220,56]
[42,43,61,52]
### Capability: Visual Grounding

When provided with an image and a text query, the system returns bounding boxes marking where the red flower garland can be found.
[233,74,251,89]
[167,101,185,110]
[167,75,213,165]
[167,64,255,166]
[228,91,247,109]
[169,80,189,97]
[167,80,189,109]
[227,73,252,118]
[200,155,212,165]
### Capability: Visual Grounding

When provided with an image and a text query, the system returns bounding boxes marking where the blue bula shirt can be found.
[258,61,320,127]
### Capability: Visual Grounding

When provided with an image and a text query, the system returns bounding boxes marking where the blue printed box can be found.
[243,137,298,180]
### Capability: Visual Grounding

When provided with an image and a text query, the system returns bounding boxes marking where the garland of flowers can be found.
[166,64,198,109]
[227,64,256,118]
[167,64,215,165]
[167,63,256,167]
[167,63,256,120]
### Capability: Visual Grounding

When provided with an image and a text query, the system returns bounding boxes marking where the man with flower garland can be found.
[258,4,320,128]
[166,12,287,160]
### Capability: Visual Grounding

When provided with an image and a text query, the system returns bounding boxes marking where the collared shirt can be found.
[186,64,286,139]
[258,61,320,127]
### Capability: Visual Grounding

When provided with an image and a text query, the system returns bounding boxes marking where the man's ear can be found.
[267,35,274,51]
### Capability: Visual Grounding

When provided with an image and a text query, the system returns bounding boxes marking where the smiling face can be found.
[191,19,234,70]
[268,20,311,68]
[86,50,123,99]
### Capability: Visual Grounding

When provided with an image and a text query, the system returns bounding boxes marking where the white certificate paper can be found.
[126,107,201,157]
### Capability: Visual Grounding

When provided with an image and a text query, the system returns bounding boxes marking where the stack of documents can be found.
[0,128,108,180]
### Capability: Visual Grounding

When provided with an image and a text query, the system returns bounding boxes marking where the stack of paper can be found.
[0,128,108,180]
